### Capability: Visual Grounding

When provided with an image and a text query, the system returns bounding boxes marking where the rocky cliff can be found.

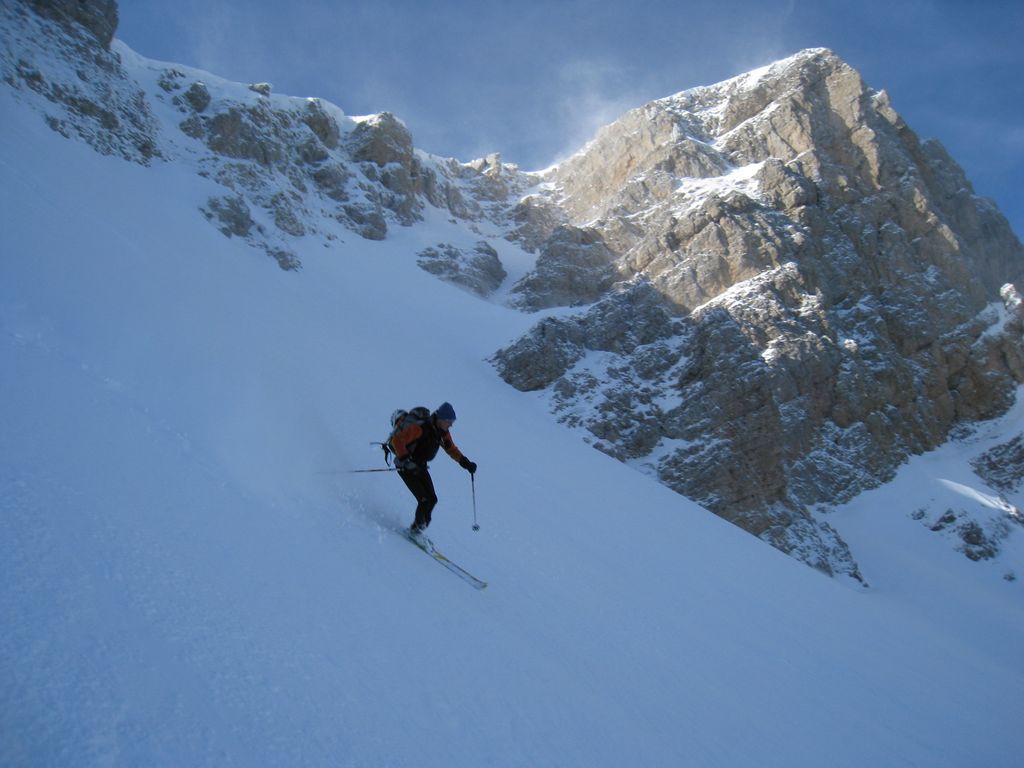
[493,49,1024,577]
[2,0,157,164]
[5,0,1022,577]
[1,0,538,274]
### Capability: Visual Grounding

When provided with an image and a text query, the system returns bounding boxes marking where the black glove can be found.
[460,457,477,475]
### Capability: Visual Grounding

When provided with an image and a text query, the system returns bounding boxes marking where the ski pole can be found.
[346,468,398,474]
[471,474,480,531]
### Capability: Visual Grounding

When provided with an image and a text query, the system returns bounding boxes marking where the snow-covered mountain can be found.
[494,48,1024,578]
[2,2,1023,766]
[8,1,1021,580]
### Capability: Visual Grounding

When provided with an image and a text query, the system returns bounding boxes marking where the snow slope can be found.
[2,44,1023,767]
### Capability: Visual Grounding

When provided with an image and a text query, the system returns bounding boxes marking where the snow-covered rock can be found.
[494,49,1024,576]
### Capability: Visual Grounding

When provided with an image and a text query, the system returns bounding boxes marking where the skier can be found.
[390,402,477,538]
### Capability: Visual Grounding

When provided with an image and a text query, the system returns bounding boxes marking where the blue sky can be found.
[118,0,1024,239]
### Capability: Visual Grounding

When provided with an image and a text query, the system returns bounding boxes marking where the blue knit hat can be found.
[435,402,456,422]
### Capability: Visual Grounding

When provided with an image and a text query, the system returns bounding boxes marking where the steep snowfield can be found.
[2,48,1023,767]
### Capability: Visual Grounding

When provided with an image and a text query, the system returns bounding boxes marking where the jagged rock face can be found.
[4,0,544,270]
[1,0,158,164]
[495,48,1024,577]
[972,434,1024,496]
[538,50,1023,313]
[173,92,540,261]
[509,225,619,310]
[417,242,507,297]
[349,112,414,166]
[22,0,118,50]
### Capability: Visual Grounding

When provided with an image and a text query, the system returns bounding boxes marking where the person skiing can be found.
[390,402,477,538]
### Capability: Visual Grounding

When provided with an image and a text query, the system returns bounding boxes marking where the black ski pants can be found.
[398,468,438,529]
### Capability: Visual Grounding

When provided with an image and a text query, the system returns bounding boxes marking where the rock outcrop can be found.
[23,0,118,50]
[494,49,1024,577]
[972,434,1024,497]
[509,225,619,310]
[417,241,507,297]
[1,0,158,164]
[3,0,544,270]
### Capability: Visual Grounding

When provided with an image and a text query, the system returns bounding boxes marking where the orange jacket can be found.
[391,418,465,466]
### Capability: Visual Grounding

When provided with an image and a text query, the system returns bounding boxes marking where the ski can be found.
[404,531,488,590]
